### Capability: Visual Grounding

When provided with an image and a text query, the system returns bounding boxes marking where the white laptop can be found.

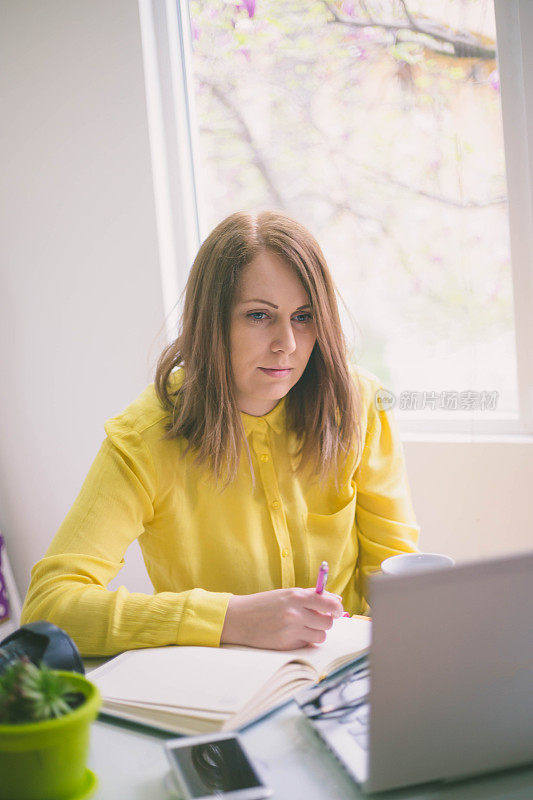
[297,551,533,793]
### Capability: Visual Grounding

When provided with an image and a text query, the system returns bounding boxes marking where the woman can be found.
[21,211,419,656]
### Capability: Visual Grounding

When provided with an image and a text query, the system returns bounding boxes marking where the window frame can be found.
[140,0,533,437]
[138,0,202,341]
[492,0,533,437]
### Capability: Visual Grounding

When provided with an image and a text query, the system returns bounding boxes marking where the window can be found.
[140,0,533,435]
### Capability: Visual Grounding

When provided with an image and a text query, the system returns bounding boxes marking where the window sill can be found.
[401,432,533,445]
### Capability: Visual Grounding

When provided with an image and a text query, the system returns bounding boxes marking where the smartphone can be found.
[164,731,272,800]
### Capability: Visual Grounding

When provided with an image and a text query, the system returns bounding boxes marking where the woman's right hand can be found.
[220,588,345,650]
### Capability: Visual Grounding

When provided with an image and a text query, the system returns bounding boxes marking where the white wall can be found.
[0,0,164,596]
[404,438,533,563]
[1,1,532,605]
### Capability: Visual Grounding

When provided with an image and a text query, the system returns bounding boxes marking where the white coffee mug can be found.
[381,552,455,576]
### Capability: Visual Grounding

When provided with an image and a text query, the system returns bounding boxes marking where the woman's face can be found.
[230,250,317,416]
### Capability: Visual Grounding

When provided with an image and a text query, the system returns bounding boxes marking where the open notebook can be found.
[89,616,371,734]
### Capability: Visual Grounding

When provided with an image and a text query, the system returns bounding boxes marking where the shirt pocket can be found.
[305,494,358,588]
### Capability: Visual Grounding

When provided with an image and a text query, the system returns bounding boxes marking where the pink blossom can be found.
[489,69,500,91]
[238,0,256,18]
[190,20,200,41]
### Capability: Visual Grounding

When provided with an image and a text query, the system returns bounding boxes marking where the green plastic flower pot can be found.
[0,671,101,800]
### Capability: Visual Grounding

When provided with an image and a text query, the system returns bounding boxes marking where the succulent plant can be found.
[0,658,84,724]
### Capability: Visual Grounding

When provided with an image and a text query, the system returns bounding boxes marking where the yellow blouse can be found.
[21,366,419,656]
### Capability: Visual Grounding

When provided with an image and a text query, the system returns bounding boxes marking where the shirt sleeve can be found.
[20,425,232,657]
[354,380,420,608]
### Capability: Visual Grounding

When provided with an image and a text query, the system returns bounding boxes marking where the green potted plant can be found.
[0,658,101,800]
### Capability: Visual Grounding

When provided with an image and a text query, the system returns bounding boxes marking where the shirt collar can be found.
[240,397,286,437]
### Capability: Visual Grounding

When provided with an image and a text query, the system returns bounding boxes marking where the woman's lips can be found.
[259,367,293,378]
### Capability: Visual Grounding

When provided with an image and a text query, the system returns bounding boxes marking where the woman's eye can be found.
[247,312,268,322]
[293,313,313,323]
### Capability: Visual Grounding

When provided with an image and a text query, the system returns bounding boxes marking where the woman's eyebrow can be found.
[240,298,311,310]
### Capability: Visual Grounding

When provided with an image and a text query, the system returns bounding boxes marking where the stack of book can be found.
[90,616,371,734]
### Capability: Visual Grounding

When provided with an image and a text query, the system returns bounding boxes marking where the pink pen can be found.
[315,561,329,594]
[316,560,350,616]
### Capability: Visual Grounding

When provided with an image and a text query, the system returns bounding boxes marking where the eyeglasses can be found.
[297,658,369,723]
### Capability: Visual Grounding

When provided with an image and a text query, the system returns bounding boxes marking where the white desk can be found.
[88,701,533,800]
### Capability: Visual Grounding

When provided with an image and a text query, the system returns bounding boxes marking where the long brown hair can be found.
[155,211,361,485]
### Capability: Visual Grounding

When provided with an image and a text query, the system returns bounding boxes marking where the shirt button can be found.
[272,500,280,510]
[260,454,269,462]
[281,548,289,558]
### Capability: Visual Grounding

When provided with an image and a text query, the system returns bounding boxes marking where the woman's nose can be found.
[271,320,296,354]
